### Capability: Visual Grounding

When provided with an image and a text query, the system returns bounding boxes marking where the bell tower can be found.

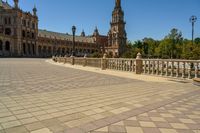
[108,0,127,57]
[14,0,19,9]
[116,0,121,8]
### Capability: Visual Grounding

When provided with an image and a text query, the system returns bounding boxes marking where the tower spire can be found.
[115,0,121,8]
[14,0,19,9]
[33,4,37,16]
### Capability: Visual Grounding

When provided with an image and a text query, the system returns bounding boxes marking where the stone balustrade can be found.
[52,53,200,79]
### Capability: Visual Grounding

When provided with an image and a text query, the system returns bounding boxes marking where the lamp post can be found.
[72,25,76,57]
[190,16,197,45]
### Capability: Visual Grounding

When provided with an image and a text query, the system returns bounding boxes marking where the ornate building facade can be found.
[0,0,126,57]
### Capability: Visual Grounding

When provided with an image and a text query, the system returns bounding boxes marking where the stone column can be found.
[83,54,87,67]
[135,53,143,74]
[71,56,75,65]
[101,53,107,70]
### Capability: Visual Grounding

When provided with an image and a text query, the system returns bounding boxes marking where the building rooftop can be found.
[38,29,95,43]
[1,0,12,9]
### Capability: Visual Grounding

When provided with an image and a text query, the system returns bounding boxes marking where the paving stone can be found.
[1,59,200,133]
[4,126,28,133]
[1,120,21,129]
[31,128,52,133]
[126,127,143,133]
[108,125,126,133]
[25,122,45,131]
[142,127,161,133]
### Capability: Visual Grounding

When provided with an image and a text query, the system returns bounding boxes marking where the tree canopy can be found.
[122,28,200,60]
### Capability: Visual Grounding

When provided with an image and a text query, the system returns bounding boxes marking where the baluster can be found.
[125,60,127,71]
[148,60,151,74]
[156,60,159,75]
[182,62,185,78]
[176,62,179,78]
[132,60,135,72]
[195,63,198,78]
[188,62,192,79]
[119,60,121,70]
[115,59,118,70]
[161,61,164,76]
[112,60,114,69]
[115,60,117,70]
[127,60,130,71]
[152,60,155,75]
[171,61,174,77]
[144,60,146,74]
[129,60,132,72]
[123,60,125,71]
[113,60,115,70]
[108,60,110,69]
[127,60,129,71]
[123,60,126,71]
[166,61,169,76]
[117,60,119,70]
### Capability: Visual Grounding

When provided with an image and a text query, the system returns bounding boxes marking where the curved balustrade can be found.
[107,58,136,72]
[86,58,101,68]
[52,56,200,79]
[142,59,200,79]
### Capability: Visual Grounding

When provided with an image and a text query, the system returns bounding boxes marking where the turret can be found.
[33,5,37,16]
[115,0,121,8]
[14,0,19,9]
[93,26,99,36]
[81,30,85,37]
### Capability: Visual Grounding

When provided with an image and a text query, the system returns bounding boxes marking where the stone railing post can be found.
[83,54,87,67]
[101,53,107,70]
[135,53,143,74]
[195,63,198,78]
[58,55,62,63]
[71,56,75,65]
[188,63,192,79]
[64,55,67,64]
[176,62,180,78]
[182,62,185,78]
[52,56,55,62]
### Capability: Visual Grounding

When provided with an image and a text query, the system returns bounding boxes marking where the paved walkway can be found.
[0,58,199,133]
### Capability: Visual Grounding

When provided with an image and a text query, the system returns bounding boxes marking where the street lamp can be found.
[72,25,76,57]
[189,16,197,45]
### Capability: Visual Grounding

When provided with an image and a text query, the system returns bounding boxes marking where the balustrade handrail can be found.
[142,59,200,63]
[52,55,200,79]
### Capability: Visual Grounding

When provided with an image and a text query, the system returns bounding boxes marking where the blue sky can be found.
[6,0,200,41]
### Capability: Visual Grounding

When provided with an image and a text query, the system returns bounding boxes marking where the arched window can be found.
[32,23,35,29]
[5,28,11,35]
[48,47,52,54]
[32,33,35,38]
[38,46,42,55]
[4,18,8,25]
[62,48,65,54]
[28,44,31,54]
[23,43,26,54]
[5,41,10,51]
[8,17,11,24]
[32,44,35,55]
[0,40,3,51]
[22,30,25,37]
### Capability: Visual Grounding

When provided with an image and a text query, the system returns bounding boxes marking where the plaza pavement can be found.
[0,58,199,133]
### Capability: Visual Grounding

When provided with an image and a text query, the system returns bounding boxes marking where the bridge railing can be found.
[52,54,200,79]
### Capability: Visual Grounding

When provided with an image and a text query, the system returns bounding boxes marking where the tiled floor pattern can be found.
[90,94,200,133]
[0,59,199,133]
